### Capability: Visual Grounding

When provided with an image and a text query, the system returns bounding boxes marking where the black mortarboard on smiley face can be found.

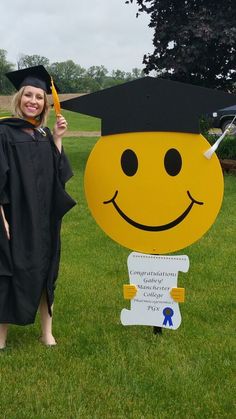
[60,77,236,135]
[5,65,60,94]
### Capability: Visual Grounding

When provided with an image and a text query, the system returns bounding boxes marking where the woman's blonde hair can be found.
[11,86,50,127]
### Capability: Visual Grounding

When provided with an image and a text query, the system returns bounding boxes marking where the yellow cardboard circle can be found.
[84,132,223,254]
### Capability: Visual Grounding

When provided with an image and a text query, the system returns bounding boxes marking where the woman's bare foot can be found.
[0,342,6,350]
[39,292,56,347]
[39,334,57,347]
[0,324,8,349]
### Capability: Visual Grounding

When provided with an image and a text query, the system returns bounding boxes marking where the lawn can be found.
[0,134,235,418]
[47,109,101,132]
[0,108,101,132]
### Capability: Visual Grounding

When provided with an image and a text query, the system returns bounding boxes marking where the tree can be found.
[130,67,145,79]
[85,66,109,91]
[0,49,15,94]
[126,0,236,90]
[0,48,147,95]
[17,54,50,69]
[49,60,86,93]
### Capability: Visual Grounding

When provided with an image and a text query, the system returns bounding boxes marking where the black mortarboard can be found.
[5,65,59,94]
[60,77,236,135]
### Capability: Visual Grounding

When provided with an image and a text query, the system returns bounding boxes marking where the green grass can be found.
[47,110,101,132]
[0,108,101,132]
[0,137,235,418]
[0,110,10,117]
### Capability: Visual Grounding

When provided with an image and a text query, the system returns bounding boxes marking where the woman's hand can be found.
[0,205,10,240]
[53,114,68,152]
[53,114,68,138]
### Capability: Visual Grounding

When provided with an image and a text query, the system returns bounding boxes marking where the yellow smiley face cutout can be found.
[84,131,223,254]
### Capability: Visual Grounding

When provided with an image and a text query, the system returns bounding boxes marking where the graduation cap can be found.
[60,76,236,135]
[5,65,60,94]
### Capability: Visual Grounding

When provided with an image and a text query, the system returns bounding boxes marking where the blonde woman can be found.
[0,66,75,349]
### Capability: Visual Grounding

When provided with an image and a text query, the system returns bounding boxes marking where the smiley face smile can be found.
[103,190,204,231]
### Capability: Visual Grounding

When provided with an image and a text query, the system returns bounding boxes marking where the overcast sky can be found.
[1,0,153,73]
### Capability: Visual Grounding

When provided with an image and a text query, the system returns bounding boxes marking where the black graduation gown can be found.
[0,118,76,325]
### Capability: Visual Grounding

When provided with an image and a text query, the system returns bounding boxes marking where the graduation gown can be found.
[0,118,76,325]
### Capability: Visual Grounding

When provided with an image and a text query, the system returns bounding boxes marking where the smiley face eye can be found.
[164,148,182,176]
[121,149,138,176]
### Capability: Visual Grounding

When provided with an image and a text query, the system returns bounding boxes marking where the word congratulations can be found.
[129,270,176,278]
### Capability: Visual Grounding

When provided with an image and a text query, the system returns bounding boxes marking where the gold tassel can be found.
[51,77,61,116]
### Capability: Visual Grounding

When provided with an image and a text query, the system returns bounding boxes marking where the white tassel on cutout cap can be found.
[204,114,236,159]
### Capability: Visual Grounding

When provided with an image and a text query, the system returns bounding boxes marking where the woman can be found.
[0,66,76,349]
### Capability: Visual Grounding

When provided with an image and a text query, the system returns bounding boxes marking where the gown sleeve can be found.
[46,128,74,185]
[0,133,10,204]
[0,188,10,205]
[0,132,12,276]
[46,128,76,220]
[55,145,74,186]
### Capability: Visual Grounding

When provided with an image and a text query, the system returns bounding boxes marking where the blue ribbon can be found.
[162,307,174,326]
